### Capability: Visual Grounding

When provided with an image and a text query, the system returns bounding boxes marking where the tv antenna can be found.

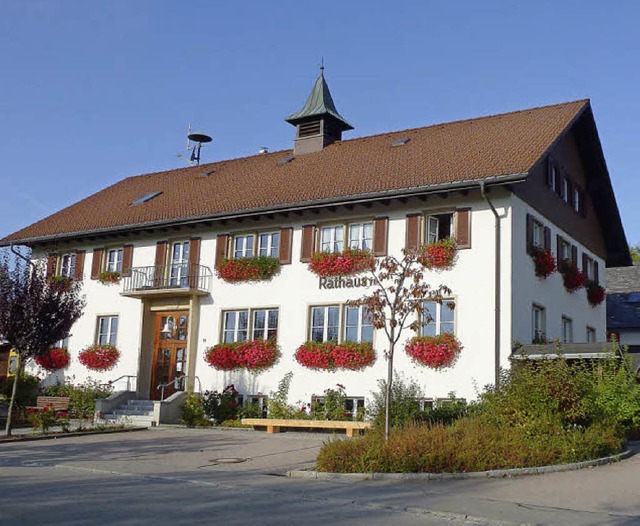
[178,124,212,165]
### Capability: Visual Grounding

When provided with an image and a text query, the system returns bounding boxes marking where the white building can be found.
[1,71,631,421]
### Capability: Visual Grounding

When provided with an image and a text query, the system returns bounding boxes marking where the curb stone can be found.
[287,448,633,480]
[0,426,148,444]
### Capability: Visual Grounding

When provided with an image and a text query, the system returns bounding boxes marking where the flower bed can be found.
[531,247,556,279]
[78,344,120,371]
[294,341,376,371]
[558,259,587,293]
[48,276,73,293]
[28,404,70,433]
[216,256,280,283]
[98,271,121,285]
[405,333,463,369]
[417,238,458,270]
[34,348,70,372]
[308,249,375,277]
[204,339,280,372]
[586,280,605,307]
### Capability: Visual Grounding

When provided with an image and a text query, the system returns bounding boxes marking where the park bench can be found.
[241,418,371,437]
[35,396,70,413]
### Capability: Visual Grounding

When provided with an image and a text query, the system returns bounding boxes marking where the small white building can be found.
[1,71,631,420]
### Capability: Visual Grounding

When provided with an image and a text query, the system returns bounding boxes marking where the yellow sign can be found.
[7,349,19,377]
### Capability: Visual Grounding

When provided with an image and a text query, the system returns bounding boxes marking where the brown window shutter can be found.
[279,227,293,264]
[455,208,471,249]
[215,234,229,269]
[571,245,578,265]
[566,179,574,207]
[526,214,534,255]
[582,253,588,275]
[155,241,168,267]
[543,227,551,251]
[91,248,104,279]
[556,235,563,261]
[579,189,587,218]
[372,217,389,256]
[46,254,58,278]
[121,245,134,277]
[594,261,599,284]
[300,225,316,263]
[188,238,201,267]
[73,251,85,281]
[405,214,422,250]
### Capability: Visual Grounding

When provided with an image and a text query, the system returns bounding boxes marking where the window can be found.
[547,158,556,189]
[426,213,453,244]
[562,316,573,343]
[97,316,118,346]
[240,394,268,417]
[234,235,254,258]
[310,305,340,342]
[311,394,365,419]
[233,232,280,258]
[59,253,76,278]
[532,219,544,249]
[54,337,69,349]
[421,300,455,337]
[586,327,596,343]
[559,238,571,262]
[344,305,373,343]
[561,177,570,203]
[258,232,280,257]
[169,241,190,287]
[106,248,123,272]
[573,188,581,213]
[320,221,374,253]
[583,255,597,281]
[223,308,279,343]
[532,305,546,343]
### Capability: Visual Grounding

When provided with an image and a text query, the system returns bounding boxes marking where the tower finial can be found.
[320,56,324,72]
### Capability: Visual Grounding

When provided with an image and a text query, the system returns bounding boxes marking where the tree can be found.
[630,243,640,264]
[0,256,85,436]
[348,248,452,440]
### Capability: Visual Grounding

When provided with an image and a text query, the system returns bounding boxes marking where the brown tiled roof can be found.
[2,100,588,244]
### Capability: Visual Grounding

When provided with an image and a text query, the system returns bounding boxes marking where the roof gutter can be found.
[3,172,528,247]
[480,180,501,389]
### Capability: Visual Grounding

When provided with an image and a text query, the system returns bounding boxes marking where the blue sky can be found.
[1,1,639,247]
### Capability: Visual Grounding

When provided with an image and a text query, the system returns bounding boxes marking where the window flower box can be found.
[530,247,556,279]
[34,348,70,372]
[558,259,587,293]
[417,238,458,270]
[586,280,605,307]
[48,276,73,293]
[78,344,120,371]
[405,333,463,369]
[294,341,376,371]
[216,256,280,283]
[98,271,121,285]
[204,339,280,372]
[308,249,375,277]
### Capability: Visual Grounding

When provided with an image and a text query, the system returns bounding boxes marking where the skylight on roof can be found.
[392,138,410,147]
[278,156,295,166]
[131,191,163,205]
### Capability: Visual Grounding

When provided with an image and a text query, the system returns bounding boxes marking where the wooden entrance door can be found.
[151,311,189,400]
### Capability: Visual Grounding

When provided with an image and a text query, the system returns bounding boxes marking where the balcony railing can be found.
[122,264,212,296]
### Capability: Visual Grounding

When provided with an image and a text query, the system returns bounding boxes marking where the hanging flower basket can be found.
[586,280,605,307]
[204,339,280,372]
[294,341,376,371]
[34,348,70,372]
[417,238,458,270]
[78,344,120,371]
[216,256,280,283]
[405,333,463,369]
[98,271,121,285]
[48,276,73,293]
[308,249,375,277]
[558,259,587,293]
[530,247,556,279]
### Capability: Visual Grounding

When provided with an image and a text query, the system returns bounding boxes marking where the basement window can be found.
[131,191,163,205]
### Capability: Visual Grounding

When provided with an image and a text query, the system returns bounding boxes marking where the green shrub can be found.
[368,374,423,429]
[42,378,112,418]
[266,372,296,419]
[238,402,263,419]
[180,394,211,427]
[28,405,70,433]
[202,385,240,424]
[311,384,349,421]
[413,400,468,427]
[0,373,40,409]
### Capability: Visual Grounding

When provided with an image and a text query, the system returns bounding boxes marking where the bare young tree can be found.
[348,249,451,441]
[0,255,85,436]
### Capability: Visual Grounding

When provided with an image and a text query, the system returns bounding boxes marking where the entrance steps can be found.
[102,399,156,426]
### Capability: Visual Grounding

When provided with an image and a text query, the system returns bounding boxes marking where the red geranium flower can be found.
[216,256,280,283]
[405,333,463,370]
[34,348,70,372]
[531,247,556,279]
[294,341,376,371]
[79,344,120,371]
[558,259,587,293]
[586,280,605,307]
[417,238,458,270]
[308,249,375,277]
[204,339,280,372]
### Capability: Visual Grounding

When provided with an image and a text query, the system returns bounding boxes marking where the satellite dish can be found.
[185,127,213,165]
[187,132,212,144]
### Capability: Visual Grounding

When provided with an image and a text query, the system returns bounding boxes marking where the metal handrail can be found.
[122,264,212,294]
[156,374,202,401]
[101,375,137,391]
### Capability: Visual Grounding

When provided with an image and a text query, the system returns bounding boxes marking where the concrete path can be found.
[0,428,638,525]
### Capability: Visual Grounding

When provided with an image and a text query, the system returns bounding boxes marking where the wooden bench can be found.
[241,418,372,437]
[35,396,70,412]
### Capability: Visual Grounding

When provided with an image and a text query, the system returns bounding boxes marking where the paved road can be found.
[0,428,638,525]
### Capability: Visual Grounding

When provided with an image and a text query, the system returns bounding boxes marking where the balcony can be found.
[121,264,212,298]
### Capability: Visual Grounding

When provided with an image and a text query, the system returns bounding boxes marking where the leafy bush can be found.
[180,394,211,427]
[413,400,468,427]
[202,385,240,424]
[43,378,112,418]
[28,405,70,433]
[311,384,348,421]
[239,402,263,419]
[368,374,423,429]
[266,372,296,419]
[0,373,40,409]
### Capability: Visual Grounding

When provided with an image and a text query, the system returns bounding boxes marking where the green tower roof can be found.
[285,68,353,131]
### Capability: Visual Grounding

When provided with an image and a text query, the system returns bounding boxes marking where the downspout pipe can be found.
[9,243,34,268]
[480,182,501,388]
